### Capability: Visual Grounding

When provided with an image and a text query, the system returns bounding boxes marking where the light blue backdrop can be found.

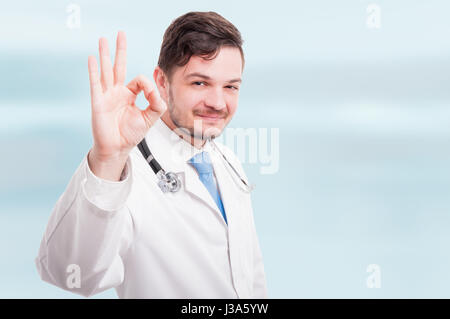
[1,0,449,298]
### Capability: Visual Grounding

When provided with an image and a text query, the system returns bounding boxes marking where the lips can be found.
[197,114,224,120]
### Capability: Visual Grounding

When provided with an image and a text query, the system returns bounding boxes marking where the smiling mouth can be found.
[196,114,225,120]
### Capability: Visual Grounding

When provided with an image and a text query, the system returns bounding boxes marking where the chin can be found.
[202,125,224,139]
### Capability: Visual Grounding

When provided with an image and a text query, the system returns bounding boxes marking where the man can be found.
[35,11,267,298]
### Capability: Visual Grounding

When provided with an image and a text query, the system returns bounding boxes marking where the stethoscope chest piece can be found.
[157,171,181,193]
[138,138,182,194]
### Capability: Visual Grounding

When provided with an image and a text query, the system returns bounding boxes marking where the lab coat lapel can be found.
[183,167,227,224]
[209,150,238,227]
[182,143,241,227]
[149,147,225,223]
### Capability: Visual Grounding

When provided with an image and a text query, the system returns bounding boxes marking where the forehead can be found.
[173,46,243,82]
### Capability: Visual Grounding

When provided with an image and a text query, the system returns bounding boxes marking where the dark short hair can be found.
[158,11,244,81]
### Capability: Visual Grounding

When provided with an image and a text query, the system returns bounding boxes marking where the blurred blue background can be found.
[1,0,449,298]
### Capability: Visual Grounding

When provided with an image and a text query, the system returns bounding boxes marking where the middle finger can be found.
[99,37,114,90]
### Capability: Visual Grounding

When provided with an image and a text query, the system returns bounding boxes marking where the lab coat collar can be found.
[146,118,213,173]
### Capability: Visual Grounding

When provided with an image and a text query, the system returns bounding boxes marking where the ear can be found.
[153,66,170,103]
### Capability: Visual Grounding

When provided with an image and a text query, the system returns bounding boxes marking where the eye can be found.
[226,85,239,91]
[192,81,206,86]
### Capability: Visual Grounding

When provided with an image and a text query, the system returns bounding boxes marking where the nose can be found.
[204,87,226,110]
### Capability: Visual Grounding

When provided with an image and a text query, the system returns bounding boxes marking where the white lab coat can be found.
[35,118,268,298]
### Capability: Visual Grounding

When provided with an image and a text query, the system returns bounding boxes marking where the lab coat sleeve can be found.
[35,150,135,297]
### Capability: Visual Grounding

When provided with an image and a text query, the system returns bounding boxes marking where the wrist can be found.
[88,148,129,182]
[90,147,129,164]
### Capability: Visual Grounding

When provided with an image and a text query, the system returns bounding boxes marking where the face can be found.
[155,46,243,142]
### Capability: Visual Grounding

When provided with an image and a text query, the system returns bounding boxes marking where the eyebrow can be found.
[185,72,242,84]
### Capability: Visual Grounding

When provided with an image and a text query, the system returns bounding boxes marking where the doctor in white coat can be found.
[35,11,268,299]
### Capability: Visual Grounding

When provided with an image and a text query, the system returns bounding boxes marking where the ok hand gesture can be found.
[87,31,167,181]
[88,31,167,162]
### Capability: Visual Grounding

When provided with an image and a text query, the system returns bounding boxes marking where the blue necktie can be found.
[188,151,227,225]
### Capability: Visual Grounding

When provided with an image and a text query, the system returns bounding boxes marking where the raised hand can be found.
[87,31,167,181]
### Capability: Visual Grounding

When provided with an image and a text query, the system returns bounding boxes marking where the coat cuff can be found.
[82,152,133,212]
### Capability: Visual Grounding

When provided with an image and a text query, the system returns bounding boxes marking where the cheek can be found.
[226,95,239,114]
[177,89,203,112]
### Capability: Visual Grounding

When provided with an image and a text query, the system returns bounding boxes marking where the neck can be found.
[161,115,206,150]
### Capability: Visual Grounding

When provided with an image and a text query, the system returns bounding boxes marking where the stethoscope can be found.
[137,137,254,194]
